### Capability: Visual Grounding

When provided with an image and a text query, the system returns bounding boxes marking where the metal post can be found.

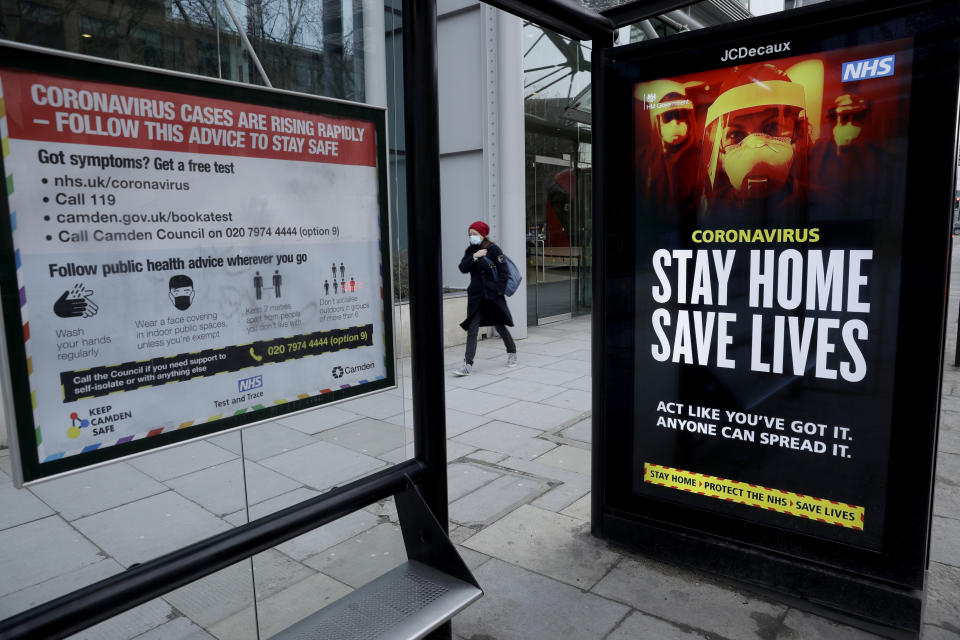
[591,29,615,536]
[402,0,448,531]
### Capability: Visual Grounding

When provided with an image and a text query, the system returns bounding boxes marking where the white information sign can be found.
[0,53,394,483]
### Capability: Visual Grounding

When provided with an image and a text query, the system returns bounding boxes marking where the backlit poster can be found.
[0,44,394,483]
[632,39,912,550]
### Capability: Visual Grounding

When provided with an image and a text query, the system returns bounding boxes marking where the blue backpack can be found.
[483,253,523,297]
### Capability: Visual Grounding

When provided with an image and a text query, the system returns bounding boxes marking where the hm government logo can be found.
[332,366,345,379]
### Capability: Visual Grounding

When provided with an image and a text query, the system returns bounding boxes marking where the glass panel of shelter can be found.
[0,0,413,636]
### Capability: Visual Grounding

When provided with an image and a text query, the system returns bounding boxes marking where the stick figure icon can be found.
[333,280,339,294]
[273,270,282,298]
[332,262,338,281]
[350,277,355,292]
[324,280,330,295]
[254,272,263,300]
[339,262,345,279]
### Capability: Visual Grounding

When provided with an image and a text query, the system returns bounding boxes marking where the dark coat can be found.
[459,242,514,329]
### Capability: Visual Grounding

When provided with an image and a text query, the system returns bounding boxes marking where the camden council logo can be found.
[332,366,345,379]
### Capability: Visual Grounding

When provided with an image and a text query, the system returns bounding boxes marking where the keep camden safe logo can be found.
[66,405,133,438]
[332,362,376,379]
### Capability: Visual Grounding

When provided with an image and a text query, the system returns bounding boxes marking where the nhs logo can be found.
[238,375,263,393]
[842,55,895,81]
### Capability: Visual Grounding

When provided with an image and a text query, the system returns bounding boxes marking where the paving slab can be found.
[0,516,106,599]
[444,387,518,416]
[504,366,582,386]
[28,462,167,521]
[453,421,554,460]
[541,388,592,412]
[561,417,592,443]
[560,492,592,522]
[561,375,592,391]
[450,474,548,527]
[163,561,257,628]
[463,504,619,589]
[66,598,174,640]
[498,455,587,484]
[465,449,508,464]
[924,561,960,633]
[592,557,788,639]
[485,400,583,431]
[533,444,591,476]
[223,487,322,527]
[166,459,302,517]
[127,440,237,482]
[530,478,590,512]
[930,515,960,568]
[132,617,215,640]
[780,607,885,639]
[447,462,502,502]
[0,481,53,530]
[214,423,318,461]
[478,377,569,402]
[445,372,503,390]
[0,557,122,618]
[72,491,231,567]
[543,358,591,375]
[164,550,313,628]
[518,340,585,357]
[444,409,493,437]
[607,610,711,640]
[452,559,628,640]
[258,441,385,490]
[275,407,364,434]
[334,392,407,420]
[303,522,406,588]
[934,451,960,519]
[455,544,491,571]
[250,572,354,638]
[276,507,379,562]
[315,418,407,456]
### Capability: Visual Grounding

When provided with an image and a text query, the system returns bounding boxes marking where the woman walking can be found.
[454,221,518,375]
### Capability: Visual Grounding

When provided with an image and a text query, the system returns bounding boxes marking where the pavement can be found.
[0,285,959,638]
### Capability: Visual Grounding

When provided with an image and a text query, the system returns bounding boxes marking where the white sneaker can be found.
[454,362,472,376]
[507,353,518,367]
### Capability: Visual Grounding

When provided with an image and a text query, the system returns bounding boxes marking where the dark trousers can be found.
[464,313,515,365]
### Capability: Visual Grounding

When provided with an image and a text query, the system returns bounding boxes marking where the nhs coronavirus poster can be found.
[632,39,912,549]
[0,60,393,482]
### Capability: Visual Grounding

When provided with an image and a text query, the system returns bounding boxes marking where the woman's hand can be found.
[473,248,488,259]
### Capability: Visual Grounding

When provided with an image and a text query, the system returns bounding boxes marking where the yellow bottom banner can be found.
[643,462,865,531]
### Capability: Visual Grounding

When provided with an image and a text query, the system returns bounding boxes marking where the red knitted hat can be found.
[468,220,490,237]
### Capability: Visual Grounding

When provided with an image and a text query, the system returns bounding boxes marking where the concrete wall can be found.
[437,0,527,338]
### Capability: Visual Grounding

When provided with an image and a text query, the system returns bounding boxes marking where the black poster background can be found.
[631,39,914,550]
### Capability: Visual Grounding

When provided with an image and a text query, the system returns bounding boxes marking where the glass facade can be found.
[523,22,592,324]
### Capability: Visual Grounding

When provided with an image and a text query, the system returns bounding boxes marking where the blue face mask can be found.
[469,235,482,245]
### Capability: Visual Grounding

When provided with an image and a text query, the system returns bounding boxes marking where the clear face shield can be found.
[718,105,801,199]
